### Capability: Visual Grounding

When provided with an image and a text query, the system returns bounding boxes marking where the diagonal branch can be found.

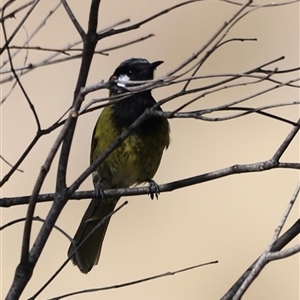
[0,0,40,55]
[272,118,300,161]
[231,182,300,299]
[97,0,203,40]
[0,0,35,22]
[221,218,300,300]
[29,201,128,300]
[1,4,41,130]
[61,0,85,39]
[48,260,218,300]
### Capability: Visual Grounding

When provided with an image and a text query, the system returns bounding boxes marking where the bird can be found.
[68,58,170,273]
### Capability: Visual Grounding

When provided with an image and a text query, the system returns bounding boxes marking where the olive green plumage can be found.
[68,58,170,273]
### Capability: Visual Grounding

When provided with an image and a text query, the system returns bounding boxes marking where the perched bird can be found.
[68,58,170,273]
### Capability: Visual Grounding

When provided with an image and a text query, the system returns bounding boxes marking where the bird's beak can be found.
[150,60,164,70]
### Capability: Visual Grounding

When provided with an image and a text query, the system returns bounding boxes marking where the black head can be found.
[110,58,163,89]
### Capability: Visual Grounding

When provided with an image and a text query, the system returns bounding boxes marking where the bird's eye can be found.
[127,70,133,76]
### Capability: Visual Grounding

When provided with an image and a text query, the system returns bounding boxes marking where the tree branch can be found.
[47,260,218,300]
[232,181,300,299]
[61,0,85,38]
[2,160,300,208]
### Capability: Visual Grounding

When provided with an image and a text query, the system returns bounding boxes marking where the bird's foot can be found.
[148,179,160,200]
[94,181,105,202]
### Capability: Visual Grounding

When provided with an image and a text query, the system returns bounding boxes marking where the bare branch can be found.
[1,1,61,70]
[0,0,36,22]
[29,201,128,300]
[272,119,300,161]
[0,135,40,187]
[0,216,72,242]
[5,105,82,299]
[96,33,154,54]
[1,6,41,130]
[2,159,300,208]
[8,45,72,55]
[266,244,300,260]
[232,182,300,299]
[221,0,300,7]
[0,0,40,56]
[47,260,218,300]
[1,26,30,105]
[61,0,85,38]
[0,155,24,173]
[97,0,204,40]
[221,218,300,300]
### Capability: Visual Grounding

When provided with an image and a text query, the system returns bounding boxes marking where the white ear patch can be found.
[117,74,130,87]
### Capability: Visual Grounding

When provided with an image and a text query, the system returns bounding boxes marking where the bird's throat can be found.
[112,92,159,130]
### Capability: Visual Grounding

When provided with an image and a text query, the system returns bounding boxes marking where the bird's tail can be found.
[68,197,119,273]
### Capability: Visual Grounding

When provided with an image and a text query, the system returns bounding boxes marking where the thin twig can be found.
[29,202,129,300]
[221,218,300,300]
[0,155,24,172]
[0,0,35,22]
[232,182,300,299]
[1,3,41,130]
[0,216,72,242]
[221,0,300,7]
[60,0,85,38]
[47,260,218,300]
[97,0,204,40]
[0,0,40,56]
[1,1,61,69]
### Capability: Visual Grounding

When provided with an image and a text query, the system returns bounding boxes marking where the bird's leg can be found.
[94,180,116,204]
[94,181,105,203]
[148,179,160,200]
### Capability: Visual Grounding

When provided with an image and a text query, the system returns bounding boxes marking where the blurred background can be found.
[1,0,299,299]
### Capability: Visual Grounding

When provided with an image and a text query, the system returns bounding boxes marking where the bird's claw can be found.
[94,182,105,202]
[148,180,160,200]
